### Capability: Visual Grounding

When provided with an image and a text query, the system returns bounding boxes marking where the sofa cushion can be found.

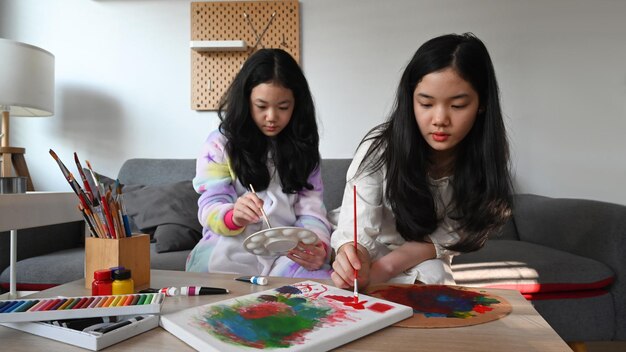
[452,240,615,300]
[122,181,202,253]
[152,224,200,254]
[118,159,196,186]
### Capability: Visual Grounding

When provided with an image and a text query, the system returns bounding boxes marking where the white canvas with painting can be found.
[160,280,412,351]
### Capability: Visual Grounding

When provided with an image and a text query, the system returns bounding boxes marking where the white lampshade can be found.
[0,38,55,116]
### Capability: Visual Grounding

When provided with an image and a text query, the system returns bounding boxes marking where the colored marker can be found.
[29,299,49,311]
[50,298,68,311]
[88,297,102,308]
[180,286,229,296]
[122,295,134,306]
[14,300,38,313]
[1,301,22,313]
[235,276,268,286]
[42,299,62,311]
[130,295,140,306]
[137,294,148,305]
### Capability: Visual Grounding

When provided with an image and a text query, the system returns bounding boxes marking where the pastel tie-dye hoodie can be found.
[185,130,332,278]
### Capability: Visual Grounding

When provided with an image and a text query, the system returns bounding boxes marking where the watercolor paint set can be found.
[0,293,164,323]
[160,280,413,352]
[2,314,159,351]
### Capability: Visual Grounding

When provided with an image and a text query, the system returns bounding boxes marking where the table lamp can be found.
[0,38,55,192]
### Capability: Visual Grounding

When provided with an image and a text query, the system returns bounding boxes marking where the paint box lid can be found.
[1,314,159,351]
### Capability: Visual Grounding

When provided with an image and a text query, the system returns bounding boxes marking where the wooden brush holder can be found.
[84,234,150,289]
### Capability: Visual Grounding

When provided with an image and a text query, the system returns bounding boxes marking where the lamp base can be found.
[0,147,34,191]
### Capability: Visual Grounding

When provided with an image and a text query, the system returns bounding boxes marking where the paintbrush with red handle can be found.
[353,184,359,304]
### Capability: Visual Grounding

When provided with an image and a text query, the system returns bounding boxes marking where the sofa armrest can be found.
[512,193,626,339]
[512,194,626,265]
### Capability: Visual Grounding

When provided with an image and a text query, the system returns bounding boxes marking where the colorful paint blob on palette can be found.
[368,284,501,318]
[0,293,164,323]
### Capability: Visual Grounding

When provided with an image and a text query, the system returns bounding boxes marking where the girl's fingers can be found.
[288,241,325,271]
[332,251,355,282]
[234,205,258,223]
[343,245,362,271]
[235,196,262,222]
[244,193,264,217]
[331,271,351,289]
[287,253,319,271]
[292,241,324,258]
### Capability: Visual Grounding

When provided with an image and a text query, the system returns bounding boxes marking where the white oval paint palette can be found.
[243,227,318,256]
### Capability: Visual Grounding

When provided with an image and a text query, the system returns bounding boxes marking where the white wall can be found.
[1,0,625,205]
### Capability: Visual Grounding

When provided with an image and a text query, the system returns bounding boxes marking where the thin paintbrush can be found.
[84,160,113,238]
[249,184,272,229]
[116,179,132,237]
[78,204,99,238]
[100,183,117,239]
[107,187,124,239]
[353,184,359,304]
[74,152,95,204]
[49,149,91,209]
[85,160,101,200]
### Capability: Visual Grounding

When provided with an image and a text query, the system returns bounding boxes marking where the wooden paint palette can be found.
[365,284,511,328]
[243,227,318,256]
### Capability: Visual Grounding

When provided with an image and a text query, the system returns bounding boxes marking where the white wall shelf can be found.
[190,40,248,52]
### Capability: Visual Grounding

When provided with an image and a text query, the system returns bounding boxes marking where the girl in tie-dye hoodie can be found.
[185,49,332,278]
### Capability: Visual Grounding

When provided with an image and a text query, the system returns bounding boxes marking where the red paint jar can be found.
[92,269,113,296]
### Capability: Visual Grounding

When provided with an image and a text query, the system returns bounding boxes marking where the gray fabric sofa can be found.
[1,158,624,343]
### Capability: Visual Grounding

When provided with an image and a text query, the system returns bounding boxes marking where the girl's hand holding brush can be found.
[232,192,266,227]
[331,243,371,290]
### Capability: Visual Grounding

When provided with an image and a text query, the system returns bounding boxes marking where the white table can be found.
[0,192,82,298]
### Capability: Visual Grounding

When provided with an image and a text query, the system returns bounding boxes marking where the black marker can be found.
[180,286,229,295]
[91,316,144,334]
[50,317,110,331]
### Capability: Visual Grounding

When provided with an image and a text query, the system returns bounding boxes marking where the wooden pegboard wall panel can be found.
[191,1,300,111]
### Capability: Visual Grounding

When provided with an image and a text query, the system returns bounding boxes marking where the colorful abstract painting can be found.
[160,281,412,351]
[365,284,512,328]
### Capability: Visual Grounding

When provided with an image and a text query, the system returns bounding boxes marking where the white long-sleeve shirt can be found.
[330,141,460,284]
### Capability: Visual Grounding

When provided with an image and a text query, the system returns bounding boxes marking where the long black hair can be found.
[218,49,320,193]
[358,33,513,252]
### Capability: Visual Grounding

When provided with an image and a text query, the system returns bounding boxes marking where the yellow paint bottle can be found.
[111,268,134,295]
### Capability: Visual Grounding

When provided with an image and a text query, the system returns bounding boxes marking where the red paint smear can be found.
[238,301,291,319]
[368,302,394,313]
[319,299,358,325]
[325,294,367,310]
[472,304,493,314]
[295,283,329,300]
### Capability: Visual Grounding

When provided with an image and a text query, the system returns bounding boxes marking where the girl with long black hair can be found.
[331,33,513,289]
